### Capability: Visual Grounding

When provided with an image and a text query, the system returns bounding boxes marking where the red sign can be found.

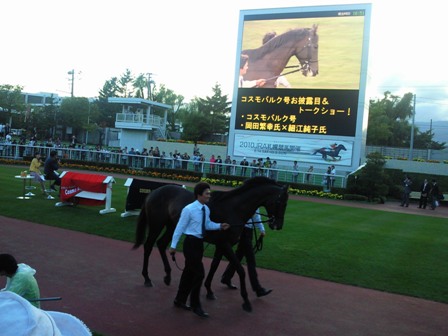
[60,172,107,206]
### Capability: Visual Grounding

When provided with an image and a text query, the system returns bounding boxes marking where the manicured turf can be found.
[1,165,448,304]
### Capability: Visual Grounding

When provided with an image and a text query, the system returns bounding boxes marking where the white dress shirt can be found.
[245,209,265,233]
[170,200,221,249]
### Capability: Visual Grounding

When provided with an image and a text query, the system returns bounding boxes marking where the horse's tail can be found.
[133,206,148,249]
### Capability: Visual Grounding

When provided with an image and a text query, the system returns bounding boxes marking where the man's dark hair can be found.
[194,182,210,198]
[240,54,249,69]
[0,254,18,275]
[50,151,57,158]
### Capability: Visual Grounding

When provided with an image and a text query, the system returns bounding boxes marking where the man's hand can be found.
[221,223,230,230]
[260,231,266,237]
[169,247,176,256]
[256,79,266,87]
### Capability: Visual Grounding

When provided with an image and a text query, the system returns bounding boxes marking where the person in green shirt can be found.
[0,254,41,308]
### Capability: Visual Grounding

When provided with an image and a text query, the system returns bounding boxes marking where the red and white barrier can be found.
[55,171,116,215]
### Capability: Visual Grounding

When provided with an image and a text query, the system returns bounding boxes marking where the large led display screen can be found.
[228,4,371,168]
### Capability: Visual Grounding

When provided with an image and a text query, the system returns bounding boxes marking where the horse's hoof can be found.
[242,302,252,312]
[206,293,217,300]
[144,280,153,287]
[163,276,171,286]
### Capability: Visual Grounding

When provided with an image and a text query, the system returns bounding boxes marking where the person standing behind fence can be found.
[240,157,249,176]
[44,150,61,191]
[224,155,232,175]
[209,155,216,173]
[29,152,47,196]
[292,161,299,183]
[324,166,332,191]
[330,165,336,187]
[250,159,258,177]
[181,152,190,170]
[270,160,278,180]
[306,165,314,183]
[216,155,222,174]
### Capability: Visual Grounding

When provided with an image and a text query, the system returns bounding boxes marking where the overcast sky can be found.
[1,0,447,122]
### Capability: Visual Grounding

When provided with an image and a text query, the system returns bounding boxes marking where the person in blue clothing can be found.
[220,209,272,298]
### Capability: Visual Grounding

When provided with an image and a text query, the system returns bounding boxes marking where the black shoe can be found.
[192,307,209,318]
[174,299,191,311]
[221,278,237,289]
[256,288,272,297]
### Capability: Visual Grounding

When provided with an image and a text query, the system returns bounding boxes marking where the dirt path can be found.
[1,215,448,336]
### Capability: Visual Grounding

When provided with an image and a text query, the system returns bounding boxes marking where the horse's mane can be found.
[211,176,278,202]
[244,28,310,62]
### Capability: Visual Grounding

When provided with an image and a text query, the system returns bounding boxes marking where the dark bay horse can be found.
[133,176,289,312]
[243,25,319,88]
[313,144,347,160]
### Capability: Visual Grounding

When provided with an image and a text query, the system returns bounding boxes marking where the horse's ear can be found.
[312,24,318,33]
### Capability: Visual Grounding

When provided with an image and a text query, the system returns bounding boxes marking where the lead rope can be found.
[171,213,273,270]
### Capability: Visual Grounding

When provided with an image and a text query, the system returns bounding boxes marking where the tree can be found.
[133,74,148,99]
[27,98,60,140]
[0,84,25,127]
[367,91,445,149]
[346,152,390,201]
[194,83,230,139]
[117,69,134,97]
[181,109,210,141]
[152,84,184,133]
[59,97,90,139]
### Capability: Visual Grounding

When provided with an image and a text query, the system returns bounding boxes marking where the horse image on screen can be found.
[242,25,319,88]
[313,144,347,161]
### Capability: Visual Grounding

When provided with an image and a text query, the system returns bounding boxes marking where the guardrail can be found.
[0,143,347,188]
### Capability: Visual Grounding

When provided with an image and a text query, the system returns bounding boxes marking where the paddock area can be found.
[1,215,447,336]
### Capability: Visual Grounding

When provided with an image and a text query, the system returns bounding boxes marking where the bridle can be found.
[265,30,318,82]
[294,31,318,74]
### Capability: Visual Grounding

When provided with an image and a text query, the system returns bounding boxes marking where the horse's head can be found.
[296,25,319,77]
[264,184,289,230]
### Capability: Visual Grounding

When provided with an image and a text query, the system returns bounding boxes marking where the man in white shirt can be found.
[220,209,272,298]
[239,54,266,88]
[169,182,230,318]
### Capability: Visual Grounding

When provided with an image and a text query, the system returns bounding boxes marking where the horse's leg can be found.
[222,244,251,312]
[142,240,154,287]
[142,226,163,287]
[156,230,174,286]
[204,247,224,300]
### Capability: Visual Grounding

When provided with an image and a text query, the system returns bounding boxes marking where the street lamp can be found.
[67,70,74,97]
[67,69,81,97]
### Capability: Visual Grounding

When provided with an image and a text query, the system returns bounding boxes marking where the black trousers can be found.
[175,235,204,308]
[46,171,61,186]
[419,195,428,208]
[222,227,262,292]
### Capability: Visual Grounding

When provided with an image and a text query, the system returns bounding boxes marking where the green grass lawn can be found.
[1,165,448,305]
